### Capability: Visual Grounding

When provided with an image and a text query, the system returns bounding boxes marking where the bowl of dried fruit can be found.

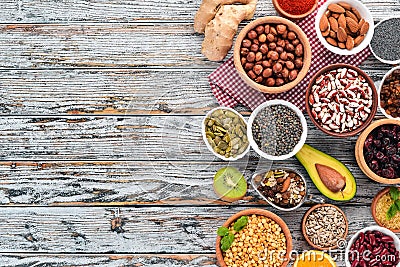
[355,119,400,184]
[216,209,292,267]
[379,66,400,120]
[251,168,308,211]
[345,226,400,267]
[202,107,250,161]
[305,63,378,137]
[233,16,311,94]
[315,0,374,55]
[302,203,348,250]
[371,187,400,233]
[248,100,308,160]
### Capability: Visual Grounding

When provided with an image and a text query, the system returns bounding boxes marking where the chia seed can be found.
[370,18,400,62]
[252,104,303,156]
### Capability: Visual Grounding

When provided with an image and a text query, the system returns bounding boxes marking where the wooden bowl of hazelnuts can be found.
[233,16,311,94]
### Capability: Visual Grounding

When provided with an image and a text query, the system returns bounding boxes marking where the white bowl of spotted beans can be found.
[305,63,378,137]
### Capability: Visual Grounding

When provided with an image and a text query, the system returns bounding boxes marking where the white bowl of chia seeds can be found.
[202,107,250,161]
[247,100,308,160]
[370,17,400,65]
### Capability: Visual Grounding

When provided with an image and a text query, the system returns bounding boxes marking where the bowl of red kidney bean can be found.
[233,16,311,94]
[345,226,400,267]
[355,119,400,184]
[306,63,378,137]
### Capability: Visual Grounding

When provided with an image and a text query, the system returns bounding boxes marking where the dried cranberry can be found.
[386,146,397,156]
[365,152,374,162]
[382,137,390,147]
[381,156,390,164]
[369,160,380,171]
[382,167,395,179]
[373,139,382,148]
[364,139,373,151]
[377,131,384,139]
[376,151,385,160]
[392,155,400,163]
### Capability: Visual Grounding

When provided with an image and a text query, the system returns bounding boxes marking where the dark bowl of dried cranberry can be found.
[355,119,400,184]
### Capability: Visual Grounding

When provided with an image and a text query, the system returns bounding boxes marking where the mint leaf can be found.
[233,216,248,232]
[390,187,400,201]
[386,203,398,220]
[217,226,229,237]
[395,199,400,211]
[220,233,235,251]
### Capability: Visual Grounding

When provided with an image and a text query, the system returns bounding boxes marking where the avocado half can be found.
[295,144,356,201]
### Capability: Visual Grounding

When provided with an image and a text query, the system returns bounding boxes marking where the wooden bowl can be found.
[233,16,311,94]
[302,204,348,250]
[355,119,400,184]
[371,187,400,233]
[272,0,318,20]
[305,63,378,137]
[216,208,292,267]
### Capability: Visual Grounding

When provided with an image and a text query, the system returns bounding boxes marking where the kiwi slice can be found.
[213,167,247,202]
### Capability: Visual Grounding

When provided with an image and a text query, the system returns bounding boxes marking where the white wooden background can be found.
[0,0,399,266]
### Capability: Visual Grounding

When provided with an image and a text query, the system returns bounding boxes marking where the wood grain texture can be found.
[0,254,216,267]
[0,205,388,254]
[0,159,389,206]
[0,0,397,23]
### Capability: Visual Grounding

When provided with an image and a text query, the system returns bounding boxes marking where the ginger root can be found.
[194,0,257,61]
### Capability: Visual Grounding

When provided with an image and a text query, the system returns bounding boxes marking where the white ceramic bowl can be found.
[370,17,400,65]
[202,107,250,161]
[378,66,400,120]
[345,226,400,267]
[315,0,374,55]
[247,100,308,160]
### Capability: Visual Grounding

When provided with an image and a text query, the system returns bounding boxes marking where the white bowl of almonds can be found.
[315,0,374,55]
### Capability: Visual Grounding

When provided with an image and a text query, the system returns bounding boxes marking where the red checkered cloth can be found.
[209,0,371,111]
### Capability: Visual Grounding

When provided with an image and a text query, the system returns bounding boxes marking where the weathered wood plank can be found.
[0,66,392,115]
[0,254,216,267]
[0,0,397,23]
[0,160,388,206]
[0,205,394,261]
[0,23,395,69]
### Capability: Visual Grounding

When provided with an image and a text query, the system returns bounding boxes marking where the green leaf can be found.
[217,226,229,237]
[233,216,249,232]
[220,233,235,251]
[389,187,400,201]
[386,203,398,220]
[395,199,400,211]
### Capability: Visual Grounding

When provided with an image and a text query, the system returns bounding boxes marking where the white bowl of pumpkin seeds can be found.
[202,107,250,161]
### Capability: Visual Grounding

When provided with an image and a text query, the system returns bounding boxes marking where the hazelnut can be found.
[240,48,249,56]
[258,34,267,43]
[289,69,298,81]
[266,77,275,86]
[285,43,295,52]
[259,44,268,54]
[268,51,279,61]
[292,39,300,46]
[262,68,273,78]
[250,44,259,52]
[287,31,297,40]
[280,51,288,61]
[281,31,288,39]
[241,57,247,65]
[253,39,260,45]
[277,39,285,47]
[255,52,263,61]
[242,39,252,48]
[244,62,254,71]
[270,27,277,35]
[295,44,303,57]
[273,62,283,73]
[285,61,295,70]
[275,78,285,86]
[262,60,271,68]
[268,42,277,50]
[287,53,295,61]
[266,33,275,42]
[281,68,289,78]
[247,52,256,62]
[294,58,303,69]
[247,70,257,80]
[255,76,263,83]
[277,24,287,35]
[264,25,270,34]
[276,47,284,54]
[247,30,257,39]
[255,25,265,34]
[253,64,263,75]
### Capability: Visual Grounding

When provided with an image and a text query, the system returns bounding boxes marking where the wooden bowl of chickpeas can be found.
[216,208,293,267]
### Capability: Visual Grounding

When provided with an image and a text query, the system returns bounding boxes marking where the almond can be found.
[315,164,346,193]
[280,177,291,193]
[326,37,338,47]
[332,13,340,19]
[329,30,337,39]
[354,35,365,47]
[346,36,354,50]
[328,3,345,13]
[329,17,339,32]
[338,14,347,28]
[338,42,346,49]
[352,7,362,20]
[345,10,359,23]
[338,2,352,10]
[320,14,329,32]
[360,21,369,35]
[346,16,359,33]
[322,29,330,37]
[337,27,347,42]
